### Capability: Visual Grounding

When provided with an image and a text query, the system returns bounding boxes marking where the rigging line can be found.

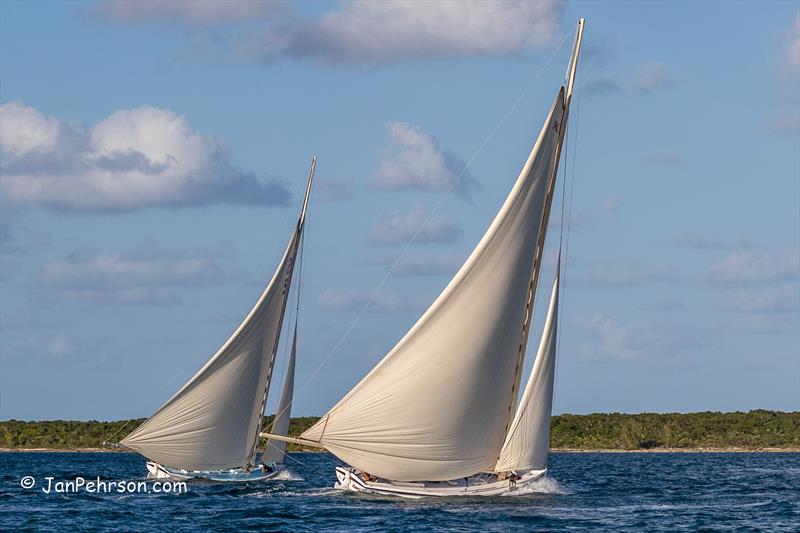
[555,66,584,399]
[262,439,311,469]
[288,30,574,406]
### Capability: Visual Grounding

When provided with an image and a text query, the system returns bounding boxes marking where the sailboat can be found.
[115,158,316,482]
[263,19,585,498]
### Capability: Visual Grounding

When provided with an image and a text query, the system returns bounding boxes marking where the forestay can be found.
[301,89,567,482]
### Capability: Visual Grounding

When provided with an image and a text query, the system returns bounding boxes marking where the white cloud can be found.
[0,102,60,156]
[705,249,800,285]
[371,122,472,195]
[582,313,706,362]
[0,102,289,211]
[3,333,118,370]
[727,285,800,314]
[368,204,462,245]
[253,0,564,64]
[583,313,640,361]
[89,0,280,25]
[37,243,230,305]
[319,288,425,313]
[632,62,674,93]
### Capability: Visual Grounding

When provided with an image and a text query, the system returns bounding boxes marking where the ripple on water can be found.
[1,451,798,532]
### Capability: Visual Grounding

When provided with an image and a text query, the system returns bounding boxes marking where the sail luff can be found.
[263,324,297,464]
[247,157,315,465]
[495,264,559,472]
[500,19,584,442]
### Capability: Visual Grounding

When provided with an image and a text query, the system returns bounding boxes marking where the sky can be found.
[0,0,798,421]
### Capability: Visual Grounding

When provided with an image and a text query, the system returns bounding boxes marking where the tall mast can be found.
[248,156,316,467]
[502,18,585,440]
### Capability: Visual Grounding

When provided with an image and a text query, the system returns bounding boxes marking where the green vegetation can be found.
[550,410,800,450]
[1,410,798,451]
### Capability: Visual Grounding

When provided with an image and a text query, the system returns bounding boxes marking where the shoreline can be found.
[2,447,799,453]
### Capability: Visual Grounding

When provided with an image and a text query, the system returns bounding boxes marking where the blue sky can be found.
[1,1,798,421]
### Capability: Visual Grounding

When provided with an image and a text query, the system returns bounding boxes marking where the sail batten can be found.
[301,90,567,482]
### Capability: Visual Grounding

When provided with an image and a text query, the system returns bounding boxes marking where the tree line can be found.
[1,411,797,450]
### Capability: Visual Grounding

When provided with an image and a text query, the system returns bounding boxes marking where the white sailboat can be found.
[117,158,316,482]
[264,19,585,498]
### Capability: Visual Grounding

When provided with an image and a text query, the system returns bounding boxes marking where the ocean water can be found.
[1,451,798,531]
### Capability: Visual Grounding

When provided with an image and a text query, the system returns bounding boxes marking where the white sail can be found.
[122,159,315,472]
[301,91,567,482]
[495,266,559,472]
[263,325,297,464]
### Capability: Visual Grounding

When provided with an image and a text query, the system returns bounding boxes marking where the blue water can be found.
[1,452,798,531]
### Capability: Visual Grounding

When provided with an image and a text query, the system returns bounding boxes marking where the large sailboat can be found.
[264,19,585,498]
[115,158,316,482]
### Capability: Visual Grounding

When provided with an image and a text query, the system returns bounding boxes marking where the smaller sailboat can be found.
[116,158,316,482]
[263,19,585,498]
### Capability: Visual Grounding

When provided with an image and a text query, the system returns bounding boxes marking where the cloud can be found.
[768,111,800,136]
[251,0,564,65]
[582,313,640,361]
[88,0,281,25]
[317,176,355,203]
[726,285,800,314]
[0,102,290,212]
[632,62,674,93]
[574,264,682,287]
[392,253,464,276]
[2,333,118,370]
[558,196,621,230]
[368,204,462,245]
[585,62,675,97]
[643,151,681,166]
[787,11,800,75]
[582,313,706,362]
[371,122,473,195]
[674,232,759,251]
[319,288,426,313]
[36,242,230,305]
[705,249,799,285]
[767,14,800,134]
[583,76,623,97]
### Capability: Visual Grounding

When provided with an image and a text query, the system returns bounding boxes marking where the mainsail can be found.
[300,91,567,481]
[263,325,297,464]
[495,266,559,472]
[122,159,315,472]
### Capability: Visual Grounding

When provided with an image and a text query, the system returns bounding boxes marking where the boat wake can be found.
[504,476,568,496]
[272,468,303,481]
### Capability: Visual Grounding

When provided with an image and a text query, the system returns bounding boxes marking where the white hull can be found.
[146,461,282,482]
[334,466,546,499]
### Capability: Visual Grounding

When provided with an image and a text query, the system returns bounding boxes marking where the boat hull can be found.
[146,461,282,482]
[334,466,546,498]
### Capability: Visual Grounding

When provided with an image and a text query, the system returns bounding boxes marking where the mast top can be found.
[565,18,585,106]
[298,155,316,228]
